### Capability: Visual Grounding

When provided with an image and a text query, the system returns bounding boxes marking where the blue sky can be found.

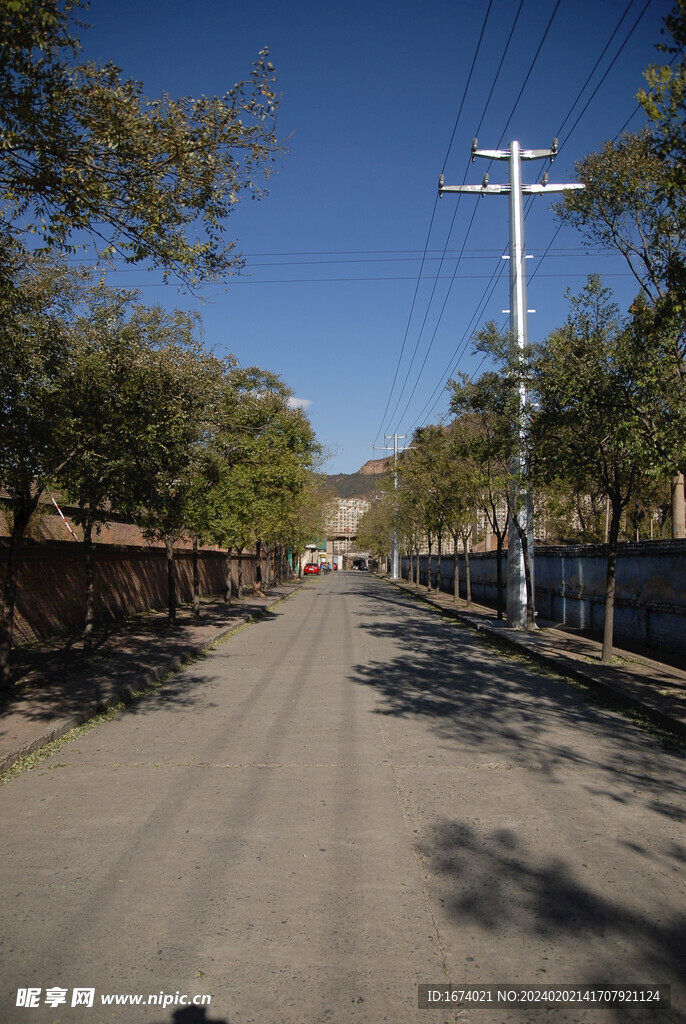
[79,0,674,473]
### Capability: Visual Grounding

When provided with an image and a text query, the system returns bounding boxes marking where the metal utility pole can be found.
[374,434,409,579]
[439,140,583,628]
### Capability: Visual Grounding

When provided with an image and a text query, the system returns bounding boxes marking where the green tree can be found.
[0,0,281,286]
[556,3,686,534]
[279,474,334,578]
[449,322,535,627]
[531,276,684,661]
[200,367,320,595]
[115,313,225,624]
[442,420,483,608]
[356,497,395,568]
[638,1,686,219]
[397,430,446,593]
[0,245,86,689]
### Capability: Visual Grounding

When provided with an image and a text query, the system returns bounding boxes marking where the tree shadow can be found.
[152,1007,229,1024]
[350,589,685,789]
[0,593,286,730]
[347,584,686,1018]
[422,817,686,1021]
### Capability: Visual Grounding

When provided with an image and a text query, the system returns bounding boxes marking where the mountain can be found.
[321,458,391,498]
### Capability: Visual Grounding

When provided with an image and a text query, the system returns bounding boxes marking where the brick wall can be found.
[1,540,259,645]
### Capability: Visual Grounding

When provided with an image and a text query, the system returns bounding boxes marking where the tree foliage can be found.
[531,276,684,659]
[555,2,686,534]
[0,0,281,285]
[0,244,87,684]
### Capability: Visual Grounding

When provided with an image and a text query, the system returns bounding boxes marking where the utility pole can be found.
[374,433,409,579]
[439,139,583,628]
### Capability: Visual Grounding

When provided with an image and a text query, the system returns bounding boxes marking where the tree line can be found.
[358,1,686,663]
[0,249,328,688]
[0,1,331,691]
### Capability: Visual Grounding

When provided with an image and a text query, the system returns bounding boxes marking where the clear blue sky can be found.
[80,0,673,473]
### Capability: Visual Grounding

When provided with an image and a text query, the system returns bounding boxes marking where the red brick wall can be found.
[0,540,258,644]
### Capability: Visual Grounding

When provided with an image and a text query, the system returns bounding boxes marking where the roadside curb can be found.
[380,575,686,741]
[0,589,293,774]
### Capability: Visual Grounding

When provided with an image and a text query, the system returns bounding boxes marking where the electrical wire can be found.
[379,0,525,439]
[372,0,496,445]
[398,0,662,438]
[387,0,563,437]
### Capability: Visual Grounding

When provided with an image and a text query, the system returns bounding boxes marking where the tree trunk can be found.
[436,532,442,592]
[495,532,505,620]
[671,472,685,539]
[415,548,420,587]
[192,534,200,618]
[463,531,473,608]
[165,537,176,625]
[0,491,38,691]
[224,548,233,605]
[238,548,244,596]
[426,534,433,592]
[452,534,460,605]
[602,506,622,662]
[264,543,272,589]
[83,516,96,656]
[253,540,263,596]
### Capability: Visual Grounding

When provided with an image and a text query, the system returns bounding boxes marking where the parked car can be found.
[303,563,320,575]
[352,559,367,571]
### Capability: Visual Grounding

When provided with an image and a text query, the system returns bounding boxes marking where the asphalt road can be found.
[1,572,684,1024]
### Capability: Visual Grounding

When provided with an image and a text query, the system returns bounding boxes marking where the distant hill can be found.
[321,459,391,498]
[358,456,393,475]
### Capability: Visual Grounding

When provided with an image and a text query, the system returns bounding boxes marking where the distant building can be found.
[326,497,371,554]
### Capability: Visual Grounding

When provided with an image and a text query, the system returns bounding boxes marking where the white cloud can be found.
[288,397,312,410]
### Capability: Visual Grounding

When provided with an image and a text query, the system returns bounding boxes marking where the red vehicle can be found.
[303,563,320,575]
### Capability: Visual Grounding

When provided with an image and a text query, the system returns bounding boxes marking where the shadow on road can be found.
[153,1008,229,1024]
[348,582,686,1019]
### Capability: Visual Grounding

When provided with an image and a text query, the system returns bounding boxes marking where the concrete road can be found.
[1,573,684,1024]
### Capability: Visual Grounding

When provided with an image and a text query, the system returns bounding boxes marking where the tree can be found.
[443,420,483,608]
[279,474,334,577]
[449,322,536,628]
[200,367,320,596]
[59,287,221,642]
[0,0,281,286]
[638,1,686,216]
[531,276,684,661]
[115,313,226,624]
[0,245,86,689]
[556,2,686,534]
[397,431,447,593]
[356,495,395,570]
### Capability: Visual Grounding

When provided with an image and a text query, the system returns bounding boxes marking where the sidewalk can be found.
[385,576,686,742]
[0,584,298,773]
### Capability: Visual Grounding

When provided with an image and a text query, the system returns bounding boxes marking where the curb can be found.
[381,576,686,742]
[0,590,292,774]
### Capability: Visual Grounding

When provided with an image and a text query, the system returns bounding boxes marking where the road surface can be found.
[1,572,684,1024]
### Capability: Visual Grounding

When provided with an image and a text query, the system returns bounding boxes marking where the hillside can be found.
[321,459,391,498]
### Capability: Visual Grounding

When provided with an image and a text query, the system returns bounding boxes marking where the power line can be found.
[385,0,563,436]
[496,0,563,148]
[380,0,526,439]
[397,0,661,439]
[373,0,496,446]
